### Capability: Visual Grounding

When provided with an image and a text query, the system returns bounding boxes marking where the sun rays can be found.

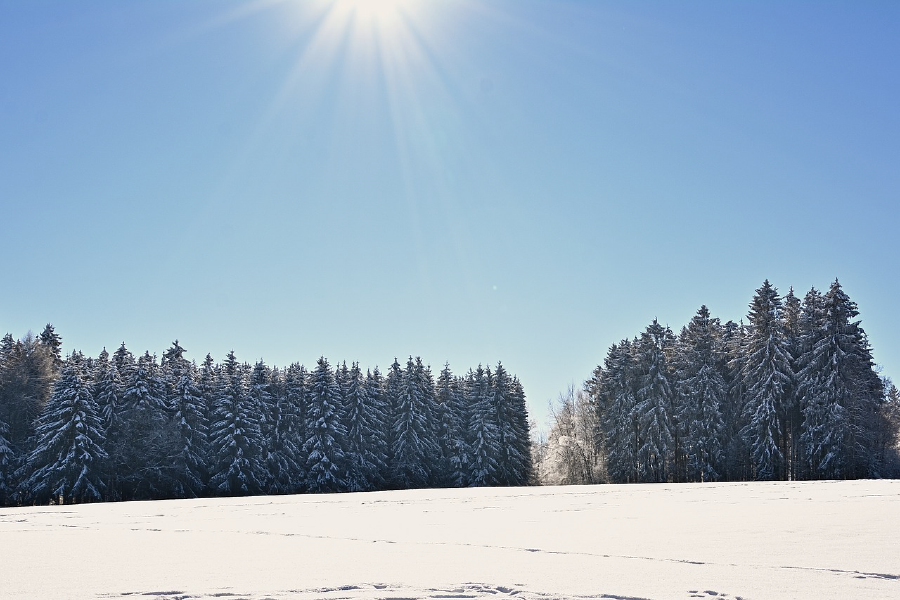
[333,0,411,29]
[192,0,488,204]
[191,0,508,296]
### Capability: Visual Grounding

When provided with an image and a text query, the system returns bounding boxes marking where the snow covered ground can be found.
[2,480,898,600]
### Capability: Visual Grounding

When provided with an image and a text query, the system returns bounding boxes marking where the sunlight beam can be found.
[335,0,410,28]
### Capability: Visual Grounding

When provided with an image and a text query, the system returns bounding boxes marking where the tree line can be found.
[540,279,900,484]
[0,329,532,505]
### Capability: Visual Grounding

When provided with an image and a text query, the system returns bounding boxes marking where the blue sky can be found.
[2,0,898,429]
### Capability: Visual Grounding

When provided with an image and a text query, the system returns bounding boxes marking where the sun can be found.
[335,0,410,27]
[201,0,463,196]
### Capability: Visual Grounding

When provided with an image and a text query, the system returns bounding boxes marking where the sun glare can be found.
[205,0,473,206]
[335,0,409,27]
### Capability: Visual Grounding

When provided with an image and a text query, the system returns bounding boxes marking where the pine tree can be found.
[344,362,383,491]
[335,361,351,408]
[491,363,530,486]
[262,362,306,494]
[384,358,404,479]
[249,360,277,492]
[38,323,63,371]
[390,357,435,488]
[448,373,472,487]
[160,339,186,373]
[197,353,218,480]
[721,319,751,480]
[508,376,533,485]
[798,280,882,479]
[117,351,177,499]
[594,340,640,483]
[416,357,443,484]
[794,287,826,479]
[280,363,308,493]
[92,348,124,499]
[782,288,803,479]
[112,342,134,373]
[209,351,265,496]
[636,320,675,482]
[365,366,391,489]
[0,332,14,358]
[466,365,500,486]
[92,348,118,419]
[742,280,792,480]
[22,357,107,504]
[303,357,347,493]
[163,341,208,498]
[677,306,726,482]
[435,363,463,487]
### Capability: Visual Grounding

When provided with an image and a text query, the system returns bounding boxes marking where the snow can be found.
[1,480,898,600]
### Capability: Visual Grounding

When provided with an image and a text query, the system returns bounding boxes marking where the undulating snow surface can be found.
[2,481,898,600]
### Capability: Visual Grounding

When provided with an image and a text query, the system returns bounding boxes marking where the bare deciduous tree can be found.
[537,385,604,485]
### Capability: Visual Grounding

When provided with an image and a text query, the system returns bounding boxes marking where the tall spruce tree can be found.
[677,306,726,482]
[343,362,383,491]
[636,320,675,483]
[782,288,803,479]
[594,340,640,483]
[417,358,443,484]
[112,342,134,374]
[280,363,308,493]
[491,363,530,486]
[720,320,752,479]
[197,353,218,479]
[508,376,533,486]
[798,280,882,479]
[742,280,793,480]
[384,358,404,480]
[466,365,501,486]
[118,351,176,499]
[335,361,351,408]
[794,287,826,479]
[365,366,391,488]
[38,323,63,371]
[22,357,107,504]
[450,374,473,487]
[163,341,208,498]
[0,332,14,359]
[249,360,277,492]
[209,351,265,496]
[92,348,124,499]
[265,365,302,494]
[436,363,467,487]
[303,357,347,493]
[390,357,436,488]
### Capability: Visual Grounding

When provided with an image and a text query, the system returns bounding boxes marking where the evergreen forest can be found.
[542,279,900,484]
[0,330,532,505]
[3,279,899,504]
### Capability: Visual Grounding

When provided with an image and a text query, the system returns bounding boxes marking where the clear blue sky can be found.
[2,0,898,429]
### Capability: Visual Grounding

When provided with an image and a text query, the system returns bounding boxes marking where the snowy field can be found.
[2,481,898,600]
